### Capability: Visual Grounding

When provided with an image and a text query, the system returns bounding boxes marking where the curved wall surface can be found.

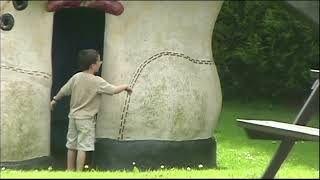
[0,1,53,169]
[95,1,224,170]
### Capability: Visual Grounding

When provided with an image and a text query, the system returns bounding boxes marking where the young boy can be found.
[50,49,132,171]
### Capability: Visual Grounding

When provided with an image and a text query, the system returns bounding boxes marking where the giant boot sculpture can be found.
[95,1,224,170]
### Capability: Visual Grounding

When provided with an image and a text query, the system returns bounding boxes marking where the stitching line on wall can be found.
[0,64,51,79]
[117,51,215,140]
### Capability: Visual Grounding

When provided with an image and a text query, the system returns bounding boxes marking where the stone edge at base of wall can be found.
[0,156,52,170]
[94,137,217,171]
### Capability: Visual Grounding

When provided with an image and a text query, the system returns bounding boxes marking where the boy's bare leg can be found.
[67,149,77,171]
[76,150,86,171]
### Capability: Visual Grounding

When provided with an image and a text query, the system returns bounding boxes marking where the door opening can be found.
[51,8,105,169]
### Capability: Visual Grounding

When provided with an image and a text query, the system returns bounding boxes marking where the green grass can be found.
[1,100,319,178]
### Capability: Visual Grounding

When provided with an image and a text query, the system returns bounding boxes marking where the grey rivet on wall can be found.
[0,13,14,31]
[13,0,28,11]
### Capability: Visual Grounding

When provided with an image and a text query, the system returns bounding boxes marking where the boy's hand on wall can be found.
[126,87,133,95]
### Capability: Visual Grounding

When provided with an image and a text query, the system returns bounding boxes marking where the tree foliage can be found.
[212,1,319,103]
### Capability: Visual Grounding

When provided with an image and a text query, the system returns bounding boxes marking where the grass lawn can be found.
[1,100,319,178]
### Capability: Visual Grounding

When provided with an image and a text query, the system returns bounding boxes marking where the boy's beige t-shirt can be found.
[56,72,117,119]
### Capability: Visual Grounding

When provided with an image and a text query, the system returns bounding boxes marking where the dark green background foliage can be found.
[212,1,319,103]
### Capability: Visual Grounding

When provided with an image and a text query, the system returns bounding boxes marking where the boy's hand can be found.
[126,87,133,95]
[50,100,57,111]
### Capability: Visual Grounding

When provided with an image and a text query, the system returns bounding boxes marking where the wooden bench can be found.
[237,69,319,179]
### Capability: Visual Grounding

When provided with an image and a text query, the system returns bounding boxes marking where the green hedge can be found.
[212,1,319,103]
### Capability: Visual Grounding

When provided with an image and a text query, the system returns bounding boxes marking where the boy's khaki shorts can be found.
[66,118,96,151]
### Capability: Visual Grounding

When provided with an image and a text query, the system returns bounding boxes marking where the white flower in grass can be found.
[133,166,139,172]
[1,167,5,171]
[198,164,203,168]
[187,167,191,171]
[84,165,89,169]
[132,162,136,166]
[48,166,53,171]
[160,165,164,169]
[246,156,256,160]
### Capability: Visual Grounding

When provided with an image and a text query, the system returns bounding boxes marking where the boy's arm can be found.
[114,84,132,95]
[50,78,73,110]
[97,78,132,95]
[53,78,73,100]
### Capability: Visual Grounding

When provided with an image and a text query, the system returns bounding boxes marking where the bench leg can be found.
[262,140,295,179]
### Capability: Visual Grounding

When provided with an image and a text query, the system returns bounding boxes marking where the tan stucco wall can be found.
[97,1,223,141]
[0,1,53,161]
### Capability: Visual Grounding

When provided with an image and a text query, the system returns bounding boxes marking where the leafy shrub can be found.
[212,1,319,103]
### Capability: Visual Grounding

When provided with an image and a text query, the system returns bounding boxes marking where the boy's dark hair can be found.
[78,49,100,71]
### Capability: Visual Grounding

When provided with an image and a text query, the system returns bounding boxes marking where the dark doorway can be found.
[51,8,105,170]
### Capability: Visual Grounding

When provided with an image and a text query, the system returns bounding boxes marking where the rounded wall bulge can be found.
[96,1,223,170]
[0,1,53,168]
